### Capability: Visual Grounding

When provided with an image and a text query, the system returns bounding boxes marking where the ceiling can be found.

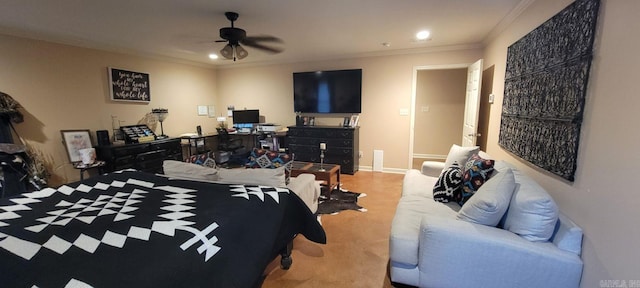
[0,0,528,67]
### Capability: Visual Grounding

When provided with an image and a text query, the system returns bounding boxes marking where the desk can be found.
[179,132,284,158]
[73,161,106,181]
[181,134,215,157]
[290,161,340,197]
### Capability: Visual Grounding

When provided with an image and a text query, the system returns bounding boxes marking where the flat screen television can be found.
[293,69,362,113]
[232,109,260,124]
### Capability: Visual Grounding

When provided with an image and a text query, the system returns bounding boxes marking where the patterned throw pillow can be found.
[186,152,217,169]
[459,154,495,205]
[246,148,294,184]
[433,163,463,203]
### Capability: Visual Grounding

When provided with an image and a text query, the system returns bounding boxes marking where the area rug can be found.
[316,188,367,215]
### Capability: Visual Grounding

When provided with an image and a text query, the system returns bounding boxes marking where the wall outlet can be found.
[358,151,363,158]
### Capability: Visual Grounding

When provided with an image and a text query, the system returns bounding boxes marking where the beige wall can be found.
[483,0,639,285]
[413,68,466,157]
[4,0,636,283]
[0,34,218,185]
[216,50,482,171]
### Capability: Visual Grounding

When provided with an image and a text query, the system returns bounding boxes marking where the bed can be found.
[0,169,326,287]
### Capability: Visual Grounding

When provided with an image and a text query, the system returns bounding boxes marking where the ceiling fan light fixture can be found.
[220,44,234,59]
[215,12,283,61]
[235,45,248,60]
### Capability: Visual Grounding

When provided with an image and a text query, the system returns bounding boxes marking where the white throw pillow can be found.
[457,168,516,226]
[503,169,559,242]
[163,160,219,181]
[216,166,287,187]
[443,144,480,173]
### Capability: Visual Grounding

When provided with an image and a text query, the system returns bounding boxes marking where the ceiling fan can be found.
[216,12,284,61]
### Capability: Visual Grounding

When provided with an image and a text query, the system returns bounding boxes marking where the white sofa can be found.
[389,147,584,288]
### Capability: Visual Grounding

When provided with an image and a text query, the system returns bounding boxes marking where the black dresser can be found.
[96,138,182,174]
[287,126,359,174]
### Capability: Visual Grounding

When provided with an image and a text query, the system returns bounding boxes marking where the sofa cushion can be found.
[503,169,559,242]
[217,166,287,187]
[402,169,438,198]
[433,163,463,203]
[459,154,495,205]
[457,168,515,226]
[163,160,219,181]
[443,144,479,174]
[390,194,460,265]
[551,213,583,255]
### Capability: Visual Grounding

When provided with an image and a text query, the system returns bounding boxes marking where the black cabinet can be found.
[287,126,359,174]
[96,138,182,174]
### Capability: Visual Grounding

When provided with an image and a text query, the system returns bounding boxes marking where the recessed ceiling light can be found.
[416,30,431,40]
[208,53,219,60]
[382,42,391,47]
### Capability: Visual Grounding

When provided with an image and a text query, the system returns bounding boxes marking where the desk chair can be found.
[216,128,245,154]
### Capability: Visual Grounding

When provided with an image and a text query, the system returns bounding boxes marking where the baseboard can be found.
[413,153,446,160]
[357,166,407,174]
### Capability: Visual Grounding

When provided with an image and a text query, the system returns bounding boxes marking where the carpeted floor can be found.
[317,188,367,215]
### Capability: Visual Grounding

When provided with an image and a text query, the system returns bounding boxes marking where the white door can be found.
[461,59,483,147]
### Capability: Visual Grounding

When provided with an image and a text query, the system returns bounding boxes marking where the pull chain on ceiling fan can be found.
[216,12,283,61]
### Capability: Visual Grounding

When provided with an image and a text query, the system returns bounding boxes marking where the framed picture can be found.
[309,117,315,126]
[349,115,360,127]
[108,67,151,102]
[197,105,208,116]
[61,130,93,163]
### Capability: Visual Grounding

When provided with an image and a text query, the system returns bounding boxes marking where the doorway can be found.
[409,63,492,170]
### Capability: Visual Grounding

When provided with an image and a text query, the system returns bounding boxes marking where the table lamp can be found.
[152,108,169,139]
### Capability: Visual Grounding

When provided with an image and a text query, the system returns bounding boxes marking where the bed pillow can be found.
[246,148,294,184]
[217,166,287,187]
[459,154,495,205]
[163,160,219,181]
[443,144,480,173]
[457,168,515,226]
[433,163,463,203]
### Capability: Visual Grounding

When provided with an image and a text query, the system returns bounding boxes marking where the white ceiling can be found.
[0,0,528,67]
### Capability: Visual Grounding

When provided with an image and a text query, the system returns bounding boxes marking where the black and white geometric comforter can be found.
[0,170,326,287]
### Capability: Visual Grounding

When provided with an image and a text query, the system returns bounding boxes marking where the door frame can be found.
[408,63,471,170]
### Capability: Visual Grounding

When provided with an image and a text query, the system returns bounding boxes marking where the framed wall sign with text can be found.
[108,67,151,102]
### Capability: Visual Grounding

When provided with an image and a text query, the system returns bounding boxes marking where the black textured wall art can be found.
[499,0,599,181]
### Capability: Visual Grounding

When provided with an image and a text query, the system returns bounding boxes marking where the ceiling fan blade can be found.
[215,40,227,43]
[241,39,284,54]
[244,35,283,43]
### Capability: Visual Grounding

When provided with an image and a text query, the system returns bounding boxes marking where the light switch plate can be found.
[489,93,495,104]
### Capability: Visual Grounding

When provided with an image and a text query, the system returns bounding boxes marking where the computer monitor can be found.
[232,109,260,124]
